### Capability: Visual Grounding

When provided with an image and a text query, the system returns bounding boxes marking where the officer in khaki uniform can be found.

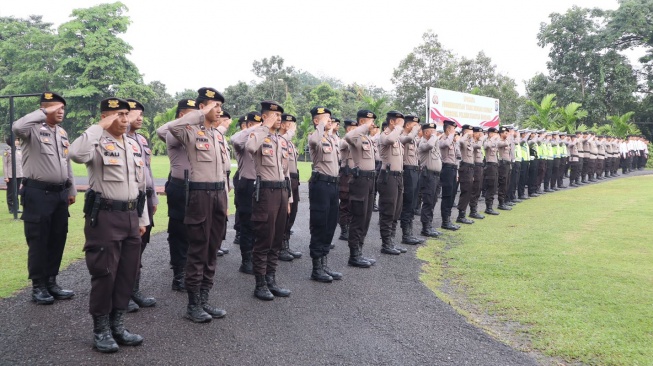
[456,125,475,224]
[496,126,513,210]
[438,120,461,230]
[399,115,425,245]
[12,92,76,305]
[307,106,343,282]
[279,113,302,261]
[483,127,500,215]
[155,99,198,291]
[378,111,408,255]
[469,126,487,219]
[168,87,228,323]
[231,112,263,274]
[124,98,157,312]
[337,119,356,242]
[246,101,296,299]
[69,98,149,353]
[3,137,23,214]
[216,110,233,256]
[344,110,379,268]
[417,122,443,236]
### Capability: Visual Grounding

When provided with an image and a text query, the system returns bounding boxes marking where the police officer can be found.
[3,137,23,214]
[307,106,342,282]
[216,110,233,256]
[507,127,522,204]
[456,124,475,224]
[279,113,302,261]
[483,127,500,215]
[496,126,513,210]
[588,132,598,181]
[69,97,148,353]
[417,122,443,236]
[543,132,554,192]
[155,99,198,291]
[231,112,263,275]
[370,122,382,212]
[517,129,531,199]
[399,115,425,244]
[168,87,228,322]
[344,110,379,268]
[246,101,296,298]
[438,120,461,229]
[469,126,487,218]
[124,98,157,312]
[567,134,581,187]
[338,119,356,241]
[232,115,248,246]
[527,130,541,196]
[378,111,409,254]
[12,92,76,305]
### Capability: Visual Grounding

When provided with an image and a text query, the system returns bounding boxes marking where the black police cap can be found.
[357,110,376,119]
[461,124,473,131]
[197,87,225,103]
[344,119,358,127]
[126,98,145,112]
[245,111,262,123]
[443,120,456,128]
[40,92,66,106]
[310,106,332,117]
[386,110,404,119]
[100,98,130,112]
[472,126,483,132]
[261,100,284,114]
[177,99,198,111]
[487,127,499,133]
[220,110,231,119]
[404,115,420,123]
[422,122,436,131]
[281,113,297,123]
[331,117,341,123]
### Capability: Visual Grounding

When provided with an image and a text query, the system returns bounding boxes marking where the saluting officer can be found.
[469,126,487,218]
[124,98,157,312]
[216,110,233,256]
[12,92,76,305]
[370,122,382,211]
[279,113,303,261]
[456,124,475,224]
[232,115,248,246]
[307,106,343,282]
[337,119,356,242]
[497,126,512,210]
[378,111,409,254]
[567,134,581,187]
[438,120,461,230]
[155,99,198,291]
[517,129,531,200]
[231,112,263,275]
[399,115,425,245]
[168,87,228,323]
[3,137,23,214]
[245,101,295,299]
[483,127,501,215]
[344,110,379,268]
[69,98,148,353]
[417,122,443,237]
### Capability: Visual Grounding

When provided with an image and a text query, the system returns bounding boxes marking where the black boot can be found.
[92,315,119,353]
[110,309,143,346]
[347,247,372,268]
[321,256,343,280]
[497,203,512,211]
[172,266,186,292]
[401,226,425,245]
[31,278,54,305]
[484,207,500,215]
[338,225,349,241]
[127,299,139,313]
[239,252,254,275]
[372,202,379,212]
[456,214,474,225]
[441,218,460,231]
[185,291,212,323]
[311,257,334,282]
[287,239,302,258]
[233,231,240,245]
[278,239,294,262]
[254,275,274,301]
[199,289,227,318]
[391,227,408,253]
[46,276,74,300]
[359,245,377,265]
[381,237,401,255]
[131,273,156,308]
[469,210,485,220]
[421,224,441,237]
[265,273,291,297]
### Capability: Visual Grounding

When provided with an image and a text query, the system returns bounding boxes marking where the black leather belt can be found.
[422,169,440,176]
[499,160,511,165]
[259,180,288,189]
[189,181,225,191]
[486,162,498,166]
[312,172,339,183]
[358,170,376,177]
[442,163,457,169]
[169,177,184,186]
[289,173,300,180]
[99,198,137,211]
[460,162,474,168]
[403,165,419,171]
[381,170,403,176]
[24,179,70,192]
[475,162,484,167]
[339,167,352,175]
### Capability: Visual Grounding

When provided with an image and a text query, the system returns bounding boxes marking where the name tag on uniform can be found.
[323,146,332,153]
[196,143,210,150]
[262,148,274,156]
[362,144,371,151]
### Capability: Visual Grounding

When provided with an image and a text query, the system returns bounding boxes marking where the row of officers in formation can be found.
[8,89,649,354]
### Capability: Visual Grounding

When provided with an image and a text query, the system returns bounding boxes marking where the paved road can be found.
[1,171,649,365]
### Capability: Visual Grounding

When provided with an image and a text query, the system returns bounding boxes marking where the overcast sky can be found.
[1,0,623,97]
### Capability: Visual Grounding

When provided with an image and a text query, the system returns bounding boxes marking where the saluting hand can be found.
[98,114,119,130]
[200,101,217,115]
[262,113,277,129]
[44,103,65,115]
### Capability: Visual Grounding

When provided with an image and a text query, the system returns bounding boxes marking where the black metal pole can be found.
[9,97,18,220]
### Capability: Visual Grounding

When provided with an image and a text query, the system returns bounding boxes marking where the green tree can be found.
[524,94,560,130]
[151,106,177,155]
[606,111,640,138]
[556,102,588,133]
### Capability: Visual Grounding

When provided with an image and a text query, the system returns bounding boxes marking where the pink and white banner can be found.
[427,88,500,128]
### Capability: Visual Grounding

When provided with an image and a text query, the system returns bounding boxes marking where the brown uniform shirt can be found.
[567,141,579,162]
[12,110,77,196]
[127,132,159,206]
[473,136,486,164]
[344,124,375,171]
[69,125,149,227]
[379,126,405,171]
[400,125,421,166]
[156,121,191,180]
[339,139,354,169]
[282,130,299,175]
[418,135,442,172]
[498,138,511,161]
[3,147,23,178]
[245,125,292,202]
[589,139,598,157]
[168,110,225,184]
[231,127,258,180]
[458,133,474,164]
[308,124,339,177]
[484,136,500,163]
[438,133,457,165]
[372,134,381,161]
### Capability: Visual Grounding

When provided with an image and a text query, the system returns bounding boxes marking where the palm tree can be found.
[524,94,560,130]
[295,115,313,162]
[606,112,640,138]
[557,102,588,133]
[361,95,391,122]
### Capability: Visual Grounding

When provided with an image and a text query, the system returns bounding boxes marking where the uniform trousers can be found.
[419,170,440,226]
[470,164,484,212]
[528,159,539,194]
[400,167,420,228]
[252,187,288,275]
[6,177,22,212]
[508,161,520,201]
[309,179,338,258]
[165,179,188,269]
[284,176,300,241]
[456,163,474,215]
[347,174,375,250]
[236,178,256,258]
[84,210,141,316]
[518,161,529,198]
[439,164,457,221]
[551,158,560,188]
[484,163,499,207]
[497,161,511,204]
[377,172,403,239]
[184,189,227,292]
[544,159,553,189]
[338,170,352,228]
